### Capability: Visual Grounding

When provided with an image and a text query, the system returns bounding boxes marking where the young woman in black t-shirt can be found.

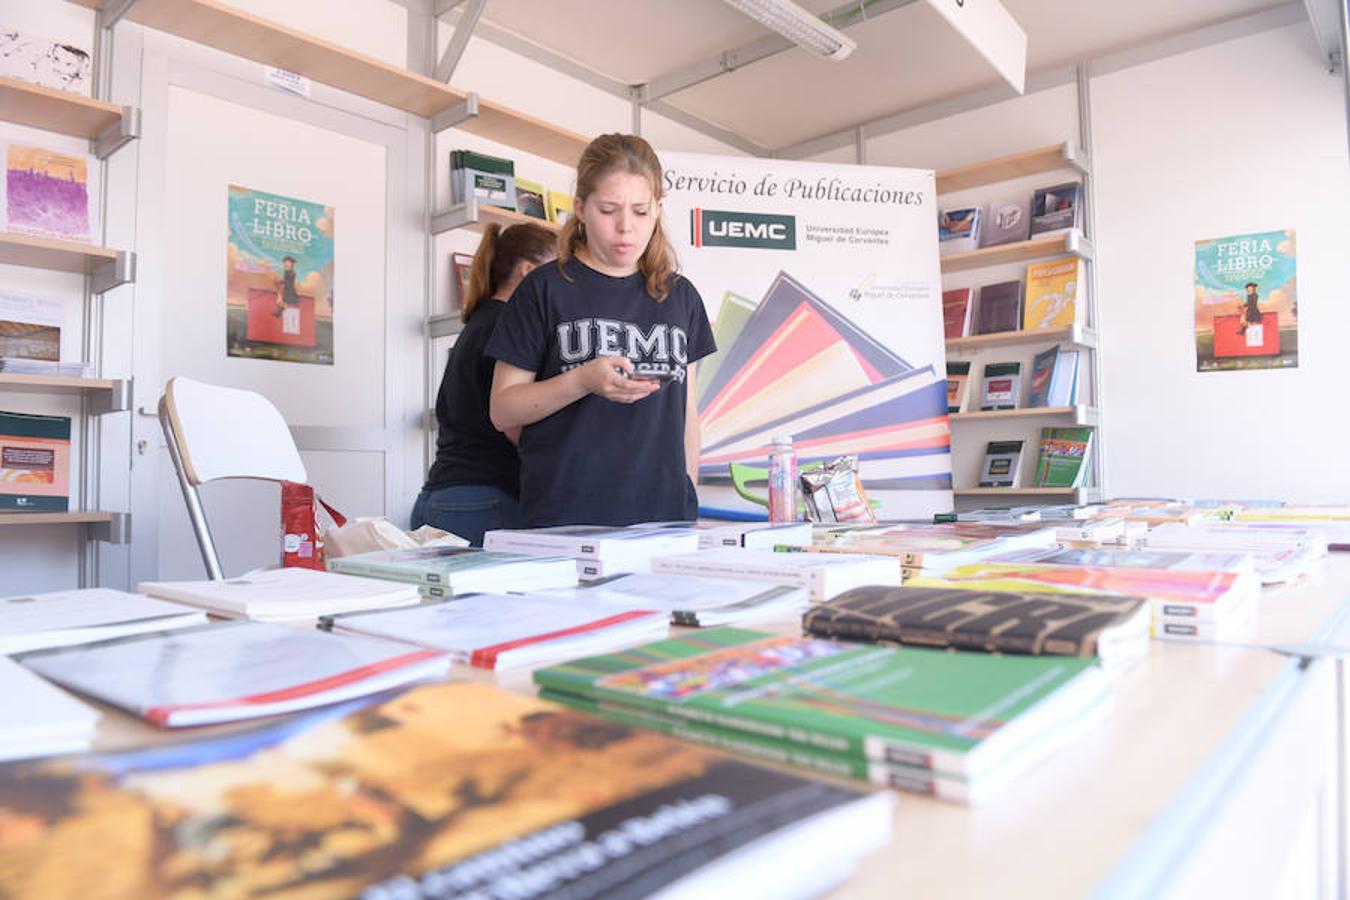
[486,134,716,527]
[411,222,555,544]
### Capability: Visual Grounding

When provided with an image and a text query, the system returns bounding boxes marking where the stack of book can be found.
[138,566,421,623]
[484,525,700,580]
[450,149,515,211]
[538,573,811,627]
[327,545,579,596]
[0,587,206,654]
[1141,522,1327,583]
[0,656,99,761]
[1223,505,1350,549]
[650,548,903,603]
[687,520,814,550]
[535,627,1112,805]
[321,593,669,670]
[18,621,452,727]
[798,521,1061,580]
[0,357,93,377]
[0,681,893,898]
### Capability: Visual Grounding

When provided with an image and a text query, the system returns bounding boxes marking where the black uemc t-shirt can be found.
[423,299,520,496]
[485,258,716,527]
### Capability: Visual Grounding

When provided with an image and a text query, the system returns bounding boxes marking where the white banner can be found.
[924,0,1027,94]
[660,152,952,519]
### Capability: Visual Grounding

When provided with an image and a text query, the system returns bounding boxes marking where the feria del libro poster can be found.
[660,153,951,519]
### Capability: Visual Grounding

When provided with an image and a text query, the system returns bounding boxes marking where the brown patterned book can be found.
[803,585,1149,669]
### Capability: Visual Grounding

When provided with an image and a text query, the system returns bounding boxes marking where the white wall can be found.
[1091,23,1350,502]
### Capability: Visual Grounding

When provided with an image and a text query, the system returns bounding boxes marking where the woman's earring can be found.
[577,221,585,241]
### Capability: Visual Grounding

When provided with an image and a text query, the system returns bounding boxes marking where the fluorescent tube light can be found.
[723,0,858,60]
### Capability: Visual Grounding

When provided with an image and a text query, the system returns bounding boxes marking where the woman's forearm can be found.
[490,367,589,430]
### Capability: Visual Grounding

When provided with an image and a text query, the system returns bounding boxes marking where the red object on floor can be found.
[246,287,316,346]
[1213,312,1279,358]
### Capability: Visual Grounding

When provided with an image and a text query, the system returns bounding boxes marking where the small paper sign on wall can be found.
[923,0,1027,94]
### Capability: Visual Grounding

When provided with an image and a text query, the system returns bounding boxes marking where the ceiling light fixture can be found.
[723,0,858,61]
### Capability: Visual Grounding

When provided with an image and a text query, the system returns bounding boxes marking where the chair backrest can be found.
[161,376,305,485]
[159,376,306,580]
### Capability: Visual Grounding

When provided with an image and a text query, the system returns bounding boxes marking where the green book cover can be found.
[326,546,558,586]
[1034,426,1094,488]
[697,291,757,405]
[533,627,1106,776]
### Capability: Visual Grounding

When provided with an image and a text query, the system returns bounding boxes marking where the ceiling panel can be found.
[471,0,1297,149]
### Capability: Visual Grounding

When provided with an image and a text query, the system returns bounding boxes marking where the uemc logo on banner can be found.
[690,208,796,250]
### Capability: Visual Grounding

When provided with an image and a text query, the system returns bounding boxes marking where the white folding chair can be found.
[159,376,306,580]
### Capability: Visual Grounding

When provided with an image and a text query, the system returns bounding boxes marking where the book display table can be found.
[86,556,1350,897]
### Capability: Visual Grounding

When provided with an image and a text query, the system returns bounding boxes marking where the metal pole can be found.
[159,399,224,580]
[1076,62,1105,499]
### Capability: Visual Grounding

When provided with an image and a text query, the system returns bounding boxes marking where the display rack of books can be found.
[936,143,1102,508]
[0,38,140,555]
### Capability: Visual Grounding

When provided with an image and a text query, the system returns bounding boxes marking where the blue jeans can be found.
[410,484,522,547]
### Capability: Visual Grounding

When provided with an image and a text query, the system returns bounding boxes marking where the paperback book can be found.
[980,361,1021,410]
[533,627,1111,779]
[1033,426,1094,488]
[18,621,452,727]
[802,584,1149,670]
[942,287,974,339]
[547,189,574,224]
[982,196,1032,246]
[946,360,971,413]
[321,593,668,670]
[979,439,1025,488]
[0,656,99,763]
[484,524,700,562]
[513,177,548,219]
[689,520,814,551]
[0,587,206,655]
[139,566,421,623]
[1024,257,1084,330]
[938,206,981,255]
[3,143,92,243]
[974,281,1021,334]
[1028,182,1083,236]
[539,573,810,627]
[802,521,1061,577]
[326,544,579,593]
[0,682,892,899]
[0,410,70,512]
[649,548,904,603]
[0,291,62,361]
[450,149,515,210]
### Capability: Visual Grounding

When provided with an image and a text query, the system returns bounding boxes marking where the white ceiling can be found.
[466,0,1299,149]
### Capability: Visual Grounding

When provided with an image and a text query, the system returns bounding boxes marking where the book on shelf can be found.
[0,656,98,763]
[979,439,1025,488]
[484,524,699,562]
[0,587,207,655]
[1034,426,1094,488]
[942,287,974,339]
[1024,345,1079,408]
[1027,346,1058,407]
[17,621,452,727]
[982,196,1032,247]
[533,626,1112,784]
[0,681,893,899]
[139,566,421,624]
[946,360,971,413]
[538,573,810,627]
[326,545,579,595]
[803,584,1150,672]
[547,188,574,224]
[0,410,70,512]
[980,361,1021,410]
[320,593,669,670]
[938,206,981,255]
[0,291,62,362]
[450,149,516,211]
[513,177,548,219]
[0,31,91,94]
[451,251,474,310]
[1028,181,1083,236]
[650,548,904,603]
[974,281,1022,334]
[0,358,92,377]
[1024,257,1084,330]
[3,143,94,243]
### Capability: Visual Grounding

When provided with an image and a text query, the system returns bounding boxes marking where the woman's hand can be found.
[578,355,660,403]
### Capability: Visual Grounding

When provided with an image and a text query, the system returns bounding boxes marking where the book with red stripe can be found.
[16,621,451,727]
[320,593,669,670]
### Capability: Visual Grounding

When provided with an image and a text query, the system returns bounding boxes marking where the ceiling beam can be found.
[433,0,486,82]
[642,0,921,104]
[776,2,1308,159]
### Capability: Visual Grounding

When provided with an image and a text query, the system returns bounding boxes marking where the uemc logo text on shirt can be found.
[557,319,689,382]
[690,208,796,250]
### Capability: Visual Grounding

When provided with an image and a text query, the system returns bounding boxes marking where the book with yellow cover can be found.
[546,189,574,224]
[1023,256,1084,330]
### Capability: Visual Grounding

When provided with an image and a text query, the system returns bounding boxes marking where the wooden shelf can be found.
[432,200,560,236]
[947,323,1096,353]
[0,511,112,526]
[950,405,1096,424]
[0,75,122,139]
[73,0,588,165]
[427,312,464,339]
[940,231,1092,273]
[0,373,113,394]
[936,142,1087,194]
[0,233,114,271]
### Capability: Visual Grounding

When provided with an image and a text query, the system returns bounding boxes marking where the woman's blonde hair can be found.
[462,221,556,322]
[557,133,678,301]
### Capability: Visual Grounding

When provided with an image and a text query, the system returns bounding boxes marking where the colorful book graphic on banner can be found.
[697,291,757,404]
[699,366,951,490]
[1024,257,1083,330]
[698,271,910,414]
[4,144,90,243]
[0,410,70,512]
[1034,426,1094,487]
